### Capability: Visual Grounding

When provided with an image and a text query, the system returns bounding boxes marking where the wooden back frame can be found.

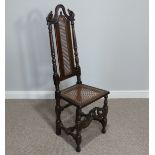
[46,4,82,97]
[46,5,109,152]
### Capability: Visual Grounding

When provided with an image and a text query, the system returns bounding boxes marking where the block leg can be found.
[75,108,82,152]
[101,95,108,133]
[55,98,61,135]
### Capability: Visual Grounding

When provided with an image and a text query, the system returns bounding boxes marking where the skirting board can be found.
[5,90,149,99]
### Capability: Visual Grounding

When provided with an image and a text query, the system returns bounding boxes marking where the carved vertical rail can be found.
[71,20,82,84]
[48,15,61,135]
[48,23,60,93]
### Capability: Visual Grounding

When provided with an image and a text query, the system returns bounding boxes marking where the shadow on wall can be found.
[14,9,79,91]
[14,9,54,91]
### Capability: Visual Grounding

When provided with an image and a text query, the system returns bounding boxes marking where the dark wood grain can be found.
[46,4,110,152]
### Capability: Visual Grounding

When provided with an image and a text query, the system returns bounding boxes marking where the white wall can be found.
[6,0,149,92]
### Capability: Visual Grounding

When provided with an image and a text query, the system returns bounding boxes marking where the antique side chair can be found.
[46,4,110,152]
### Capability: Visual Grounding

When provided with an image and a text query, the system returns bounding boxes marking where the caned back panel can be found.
[54,15,75,81]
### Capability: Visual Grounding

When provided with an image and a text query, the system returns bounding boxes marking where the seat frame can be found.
[46,4,110,152]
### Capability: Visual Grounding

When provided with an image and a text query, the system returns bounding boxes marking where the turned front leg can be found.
[101,95,108,133]
[75,108,82,152]
[55,98,61,135]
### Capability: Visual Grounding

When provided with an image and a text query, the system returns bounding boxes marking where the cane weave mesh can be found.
[55,15,75,80]
[61,84,109,107]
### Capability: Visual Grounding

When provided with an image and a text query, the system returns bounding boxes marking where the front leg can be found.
[55,98,61,135]
[101,95,108,133]
[75,108,82,152]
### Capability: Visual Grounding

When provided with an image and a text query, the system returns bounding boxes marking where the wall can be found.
[5,0,149,94]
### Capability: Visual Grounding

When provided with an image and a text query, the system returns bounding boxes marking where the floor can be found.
[6,99,149,155]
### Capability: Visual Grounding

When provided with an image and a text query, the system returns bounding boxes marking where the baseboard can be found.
[5,90,149,99]
[5,91,55,99]
[109,91,149,98]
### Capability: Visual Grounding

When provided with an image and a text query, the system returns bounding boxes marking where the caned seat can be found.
[61,84,109,107]
[46,4,110,152]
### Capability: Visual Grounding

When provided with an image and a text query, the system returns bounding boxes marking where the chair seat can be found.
[60,84,109,107]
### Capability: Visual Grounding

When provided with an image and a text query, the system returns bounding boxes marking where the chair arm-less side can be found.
[46,4,110,152]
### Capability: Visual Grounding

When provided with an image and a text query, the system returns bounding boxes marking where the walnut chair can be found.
[46,4,110,152]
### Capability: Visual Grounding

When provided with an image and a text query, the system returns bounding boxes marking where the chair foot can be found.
[75,135,81,152]
[56,131,61,135]
[102,128,106,134]
[100,117,107,134]
[76,146,81,152]
[56,126,61,135]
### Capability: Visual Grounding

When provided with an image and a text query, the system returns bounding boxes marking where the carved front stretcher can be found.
[46,4,110,152]
[58,97,108,143]
[80,106,108,133]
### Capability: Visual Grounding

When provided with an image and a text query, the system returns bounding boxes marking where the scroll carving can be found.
[46,4,75,24]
